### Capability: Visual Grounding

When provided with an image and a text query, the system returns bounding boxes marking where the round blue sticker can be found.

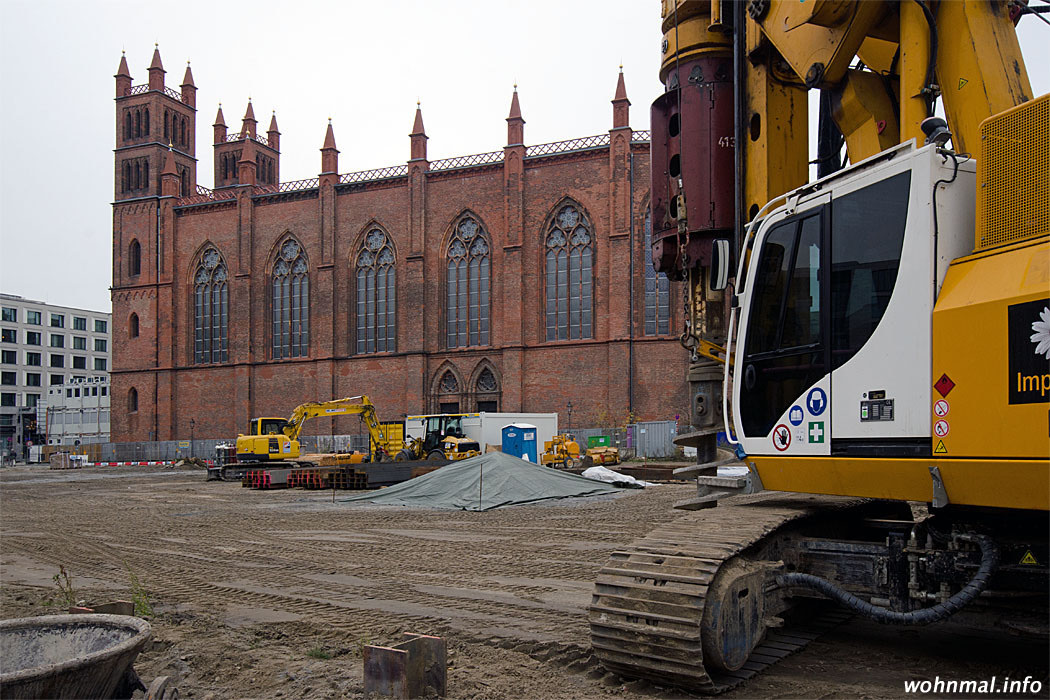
[788,405,804,426]
[807,387,828,417]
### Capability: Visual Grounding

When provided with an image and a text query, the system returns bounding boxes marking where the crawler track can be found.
[589,492,861,693]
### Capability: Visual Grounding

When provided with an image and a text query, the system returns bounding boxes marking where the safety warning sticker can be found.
[934,440,948,454]
[772,424,791,452]
[933,399,949,417]
[934,420,950,438]
[1020,550,1039,565]
[934,374,956,398]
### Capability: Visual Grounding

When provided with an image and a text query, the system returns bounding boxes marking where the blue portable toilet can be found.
[501,423,538,463]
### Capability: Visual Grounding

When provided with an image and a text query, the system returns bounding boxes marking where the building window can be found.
[25,352,41,366]
[26,310,41,325]
[25,331,41,346]
[129,314,139,338]
[1,371,14,385]
[94,319,107,333]
[129,240,141,277]
[1,350,16,364]
[50,334,64,348]
[193,247,229,364]
[545,203,594,341]
[25,393,39,408]
[94,338,107,352]
[643,207,671,336]
[128,387,138,413]
[1,307,15,322]
[1,393,15,407]
[446,215,490,348]
[73,336,86,350]
[50,354,64,368]
[73,316,87,331]
[475,367,500,412]
[25,373,41,387]
[355,228,397,354]
[49,374,63,386]
[73,356,86,370]
[437,370,460,413]
[94,358,107,371]
[272,239,309,359]
[50,314,64,328]
[124,112,132,140]
[101,387,107,397]
[1,329,14,343]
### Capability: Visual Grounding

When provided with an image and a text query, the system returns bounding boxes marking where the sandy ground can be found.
[1,463,1046,700]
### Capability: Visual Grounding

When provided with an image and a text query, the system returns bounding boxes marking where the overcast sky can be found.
[1,1,1048,313]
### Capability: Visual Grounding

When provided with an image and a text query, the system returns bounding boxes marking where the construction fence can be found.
[32,421,683,464]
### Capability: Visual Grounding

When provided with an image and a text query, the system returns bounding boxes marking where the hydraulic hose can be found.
[775,534,999,625]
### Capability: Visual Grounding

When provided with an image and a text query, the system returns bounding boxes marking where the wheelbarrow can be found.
[0,614,176,699]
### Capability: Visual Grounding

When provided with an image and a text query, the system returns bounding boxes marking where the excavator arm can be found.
[282,396,392,455]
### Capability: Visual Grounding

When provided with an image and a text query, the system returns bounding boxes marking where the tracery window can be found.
[356,228,396,354]
[437,370,461,413]
[643,207,670,335]
[272,239,309,359]
[446,216,490,348]
[545,203,593,340]
[193,247,228,364]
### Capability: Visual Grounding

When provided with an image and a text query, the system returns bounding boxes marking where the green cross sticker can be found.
[808,421,825,444]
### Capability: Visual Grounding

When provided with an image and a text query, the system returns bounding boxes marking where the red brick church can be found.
[110,47,688,442]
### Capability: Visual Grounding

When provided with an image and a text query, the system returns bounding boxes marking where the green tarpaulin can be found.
[340,451,621,511]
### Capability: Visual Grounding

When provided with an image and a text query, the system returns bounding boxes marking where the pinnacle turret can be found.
[148,44,165,91]
[507,86,525,146]
[612,67,630,129]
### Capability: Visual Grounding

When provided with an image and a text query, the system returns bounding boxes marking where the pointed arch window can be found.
[643,207,671,335]
[437,370,461,413]
[144,108,150,136]
[193,247,228,364]
[129,313,139,339]
[545,203,593,340]
[475,366,500,412]
[129,239,141,277]
[164,110,170,141]
[128,387,138,413]
[272,239,309,359]
[135,110,141,138]
[356,228,396,354]
[124,112,132,141]
[446,216,490,348]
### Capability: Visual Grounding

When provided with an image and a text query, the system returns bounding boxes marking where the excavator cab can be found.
[238,417,298,462]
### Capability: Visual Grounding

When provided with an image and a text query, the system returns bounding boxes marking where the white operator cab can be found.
[729,142,977,459]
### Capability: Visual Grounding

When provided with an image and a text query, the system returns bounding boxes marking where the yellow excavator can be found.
[233,395,396,468]
[590,0,1048,692]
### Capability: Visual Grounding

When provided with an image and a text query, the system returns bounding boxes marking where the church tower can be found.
[114,46,197,199]
[111,46,196,442]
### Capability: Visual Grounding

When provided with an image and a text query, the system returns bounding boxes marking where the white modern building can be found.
[0,293,111,457]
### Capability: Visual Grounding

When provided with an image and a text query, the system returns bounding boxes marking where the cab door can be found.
[736,203,829,457]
